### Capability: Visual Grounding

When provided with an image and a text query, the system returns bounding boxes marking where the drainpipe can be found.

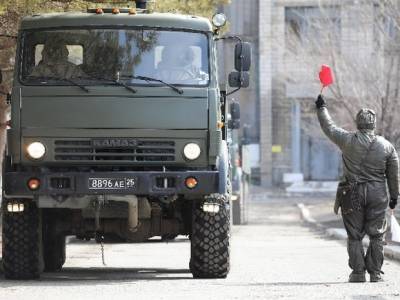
[291,100,301,173]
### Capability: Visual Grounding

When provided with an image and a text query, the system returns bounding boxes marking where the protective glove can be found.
[315,95,327,109]
[389,198,397,209]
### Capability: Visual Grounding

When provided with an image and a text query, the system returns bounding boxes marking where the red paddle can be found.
[319,65,333,94]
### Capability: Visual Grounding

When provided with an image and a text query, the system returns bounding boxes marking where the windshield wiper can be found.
[26,76,89,93]
[77,74,137,94]
[120,75,184,95]
[114,79,137,94]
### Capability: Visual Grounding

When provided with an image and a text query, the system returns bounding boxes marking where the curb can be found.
[298,203,400,262]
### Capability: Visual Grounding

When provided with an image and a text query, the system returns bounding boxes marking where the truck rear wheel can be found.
[42,214,66,272]
[2,199,43,279]
[190,195,230,278]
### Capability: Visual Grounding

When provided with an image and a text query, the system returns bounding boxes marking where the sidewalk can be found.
[300,201,343,228]
[249,184,336,201]
[286,181,338,194]
[298,202,400,261]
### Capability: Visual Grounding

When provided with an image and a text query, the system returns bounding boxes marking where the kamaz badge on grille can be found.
[92,139,138,148]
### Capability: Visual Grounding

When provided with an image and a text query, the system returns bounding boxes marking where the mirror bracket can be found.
[215,34,242,43]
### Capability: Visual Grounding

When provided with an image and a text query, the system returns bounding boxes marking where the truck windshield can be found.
[21,28,210,86]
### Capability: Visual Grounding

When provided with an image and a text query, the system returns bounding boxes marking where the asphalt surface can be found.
[1,194,400,299]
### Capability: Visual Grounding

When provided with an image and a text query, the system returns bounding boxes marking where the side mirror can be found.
[234,42,252,72]
[228,102,241,129]
[229,72,250,88]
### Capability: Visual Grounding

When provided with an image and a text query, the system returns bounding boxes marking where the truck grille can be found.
[54,139,176,162]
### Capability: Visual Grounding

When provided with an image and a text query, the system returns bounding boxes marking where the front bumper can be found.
[4,170,219,197]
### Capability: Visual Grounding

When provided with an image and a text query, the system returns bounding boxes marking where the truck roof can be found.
[20,12,213,32]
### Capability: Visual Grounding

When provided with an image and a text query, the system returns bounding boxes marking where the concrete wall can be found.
[258,0,273,186]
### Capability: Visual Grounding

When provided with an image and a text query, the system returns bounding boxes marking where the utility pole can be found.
[291,99,301,173]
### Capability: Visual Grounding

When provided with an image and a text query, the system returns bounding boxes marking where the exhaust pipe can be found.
[135,0,147,9]
[126,196,139,232]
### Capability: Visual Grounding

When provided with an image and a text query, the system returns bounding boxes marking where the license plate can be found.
[88,178,136,190]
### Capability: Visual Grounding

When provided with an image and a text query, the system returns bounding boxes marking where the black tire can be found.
[42,214,66,272]
[190,195,230,278]
[2,199,43,279]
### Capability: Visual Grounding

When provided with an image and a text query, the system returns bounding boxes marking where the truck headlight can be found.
[183,143,201,160]
[26,142,46,160]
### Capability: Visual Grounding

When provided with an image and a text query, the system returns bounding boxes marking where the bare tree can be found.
[284,1,400,147]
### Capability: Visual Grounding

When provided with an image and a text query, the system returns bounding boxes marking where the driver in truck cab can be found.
[30,42,85,79]
[156,45,207,83]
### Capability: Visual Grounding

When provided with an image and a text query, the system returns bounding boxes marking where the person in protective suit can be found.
[316,95,399,283]
[156,45,204,83]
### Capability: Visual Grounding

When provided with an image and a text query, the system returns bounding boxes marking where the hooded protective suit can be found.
[316,102,399,280]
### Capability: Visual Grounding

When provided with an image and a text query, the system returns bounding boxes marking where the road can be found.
[1,196,400,299]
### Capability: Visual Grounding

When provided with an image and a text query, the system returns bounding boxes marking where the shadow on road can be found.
[215,281,347,287]
[0,265,193,286]
[67,236,189,245]
[44,267,192,281]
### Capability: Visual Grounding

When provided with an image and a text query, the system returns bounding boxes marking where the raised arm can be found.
[316,95,350,149]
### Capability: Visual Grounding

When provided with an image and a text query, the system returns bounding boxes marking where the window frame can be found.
[19,26,211,88]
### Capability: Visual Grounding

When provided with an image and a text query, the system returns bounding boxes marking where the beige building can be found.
[223,0,389,186]
[258,0,387,186]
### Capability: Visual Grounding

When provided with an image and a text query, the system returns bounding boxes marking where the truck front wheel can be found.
[2,199,43,279]
[190,195,230,278]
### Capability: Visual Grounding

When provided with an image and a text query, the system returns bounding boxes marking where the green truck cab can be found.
[0,4,251,280]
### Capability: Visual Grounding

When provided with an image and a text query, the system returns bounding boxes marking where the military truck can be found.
[0,1,251,280]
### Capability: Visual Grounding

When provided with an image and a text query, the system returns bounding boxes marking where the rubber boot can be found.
[349,272,366,282]
[370,272,383,282]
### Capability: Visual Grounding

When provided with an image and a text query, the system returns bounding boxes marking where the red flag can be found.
[319,65,333,87]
